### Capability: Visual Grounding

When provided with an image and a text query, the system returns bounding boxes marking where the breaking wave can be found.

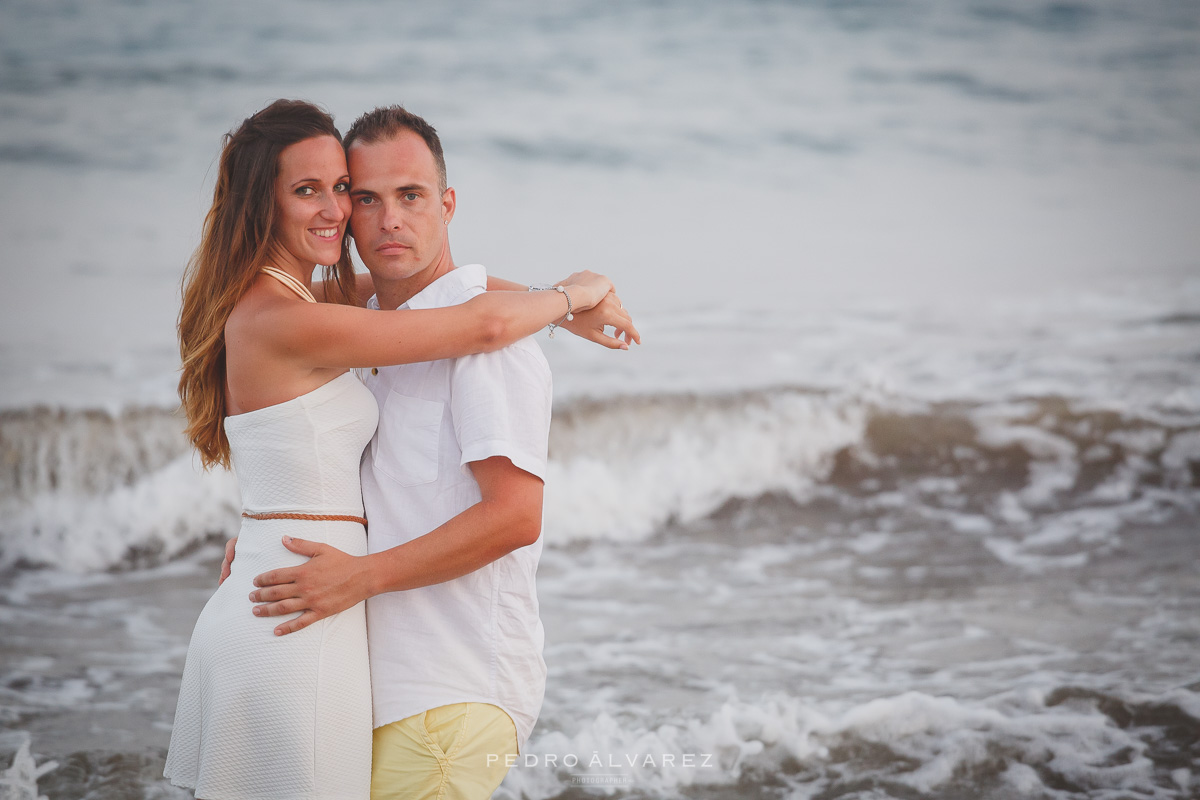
[2,388,1197,573]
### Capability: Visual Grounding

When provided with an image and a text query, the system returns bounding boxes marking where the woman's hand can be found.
[558,270,614,312]
[559,291,641,348]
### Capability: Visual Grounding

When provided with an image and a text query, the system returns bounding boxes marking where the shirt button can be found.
[371,367,378,375]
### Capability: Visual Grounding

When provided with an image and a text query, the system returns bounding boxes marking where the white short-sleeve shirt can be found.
[360,264,551,749]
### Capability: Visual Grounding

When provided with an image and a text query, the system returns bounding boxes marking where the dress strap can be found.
[261,267,318,303]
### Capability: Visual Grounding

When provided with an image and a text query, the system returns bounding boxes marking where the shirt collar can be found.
[367,264,487,311]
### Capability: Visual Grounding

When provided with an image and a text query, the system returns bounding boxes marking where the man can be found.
[242,106,637,799]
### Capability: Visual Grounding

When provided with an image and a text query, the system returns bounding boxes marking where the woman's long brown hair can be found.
[178,99,356,469]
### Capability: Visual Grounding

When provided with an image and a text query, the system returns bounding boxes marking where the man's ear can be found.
[442,186,456,225]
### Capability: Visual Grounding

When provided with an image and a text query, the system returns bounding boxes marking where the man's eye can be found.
[357,196,375,205]
[404,192,418,202]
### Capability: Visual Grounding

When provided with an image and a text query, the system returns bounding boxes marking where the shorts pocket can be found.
[373,392,443,487]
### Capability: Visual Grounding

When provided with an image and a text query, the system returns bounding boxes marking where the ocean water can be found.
[2,1,1199,798]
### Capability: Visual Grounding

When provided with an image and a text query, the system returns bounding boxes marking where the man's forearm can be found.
[249,459,545,635]
[366,496,541,597]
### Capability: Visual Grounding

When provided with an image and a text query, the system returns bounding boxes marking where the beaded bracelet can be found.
[528,284,574,338]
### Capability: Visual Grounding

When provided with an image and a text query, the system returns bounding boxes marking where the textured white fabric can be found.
[361,264,551,750]
[164,372,378,799]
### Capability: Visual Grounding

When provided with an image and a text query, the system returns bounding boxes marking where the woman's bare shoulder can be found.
[225,277,298,338]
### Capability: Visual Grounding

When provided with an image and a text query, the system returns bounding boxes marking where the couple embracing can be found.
[163,100,638,799]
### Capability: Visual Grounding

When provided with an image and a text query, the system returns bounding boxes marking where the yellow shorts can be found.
[371,702,518,800]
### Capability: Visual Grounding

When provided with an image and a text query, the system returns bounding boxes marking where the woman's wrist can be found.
[557,285,576,317]
[529,284,575,337]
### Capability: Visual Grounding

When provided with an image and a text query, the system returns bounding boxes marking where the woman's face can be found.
[270,135,351,271]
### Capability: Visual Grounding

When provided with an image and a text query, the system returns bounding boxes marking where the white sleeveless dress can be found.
[164,372,378,799]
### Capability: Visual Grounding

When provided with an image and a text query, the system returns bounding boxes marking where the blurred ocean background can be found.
[2,1,1199,798]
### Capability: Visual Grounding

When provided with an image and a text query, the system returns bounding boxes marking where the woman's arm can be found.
[485,275,528,293]
[314,272,639,348]
[263,271,624,370]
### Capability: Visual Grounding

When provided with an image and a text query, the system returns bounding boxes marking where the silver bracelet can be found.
[528,284,574,338]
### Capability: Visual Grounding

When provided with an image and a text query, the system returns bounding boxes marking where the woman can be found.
[163,99,634,799]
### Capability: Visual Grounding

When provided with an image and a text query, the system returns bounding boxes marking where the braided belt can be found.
[242,511,367,527]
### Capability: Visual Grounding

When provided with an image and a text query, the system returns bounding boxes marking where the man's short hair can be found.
[343,106,447,194]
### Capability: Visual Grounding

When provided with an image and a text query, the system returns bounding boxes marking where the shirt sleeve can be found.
[449,338,553,482]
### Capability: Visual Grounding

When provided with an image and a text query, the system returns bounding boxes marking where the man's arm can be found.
[248,456,543,636]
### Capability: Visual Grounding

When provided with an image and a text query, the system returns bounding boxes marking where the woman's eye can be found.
[296,186,315,196]
[334,182,350,193]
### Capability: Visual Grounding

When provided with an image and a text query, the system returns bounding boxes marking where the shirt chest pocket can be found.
[373,392,443,487]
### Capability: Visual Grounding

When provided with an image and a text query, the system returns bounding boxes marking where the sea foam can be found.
[0,736,55,800]
[499,686,1200,799]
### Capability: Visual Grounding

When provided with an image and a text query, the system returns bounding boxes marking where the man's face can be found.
[347,131,453,283]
